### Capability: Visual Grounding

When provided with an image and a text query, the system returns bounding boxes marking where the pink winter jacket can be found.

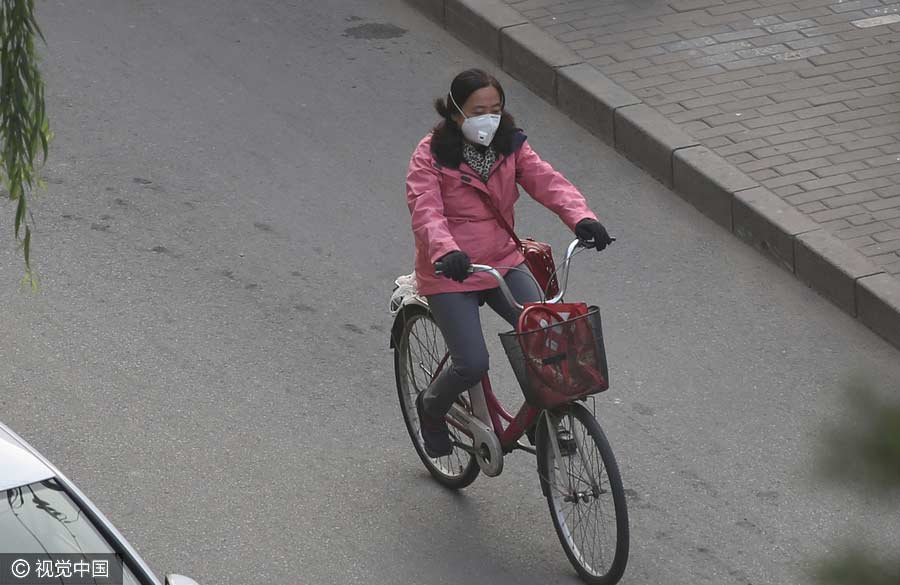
[406,131,598,296]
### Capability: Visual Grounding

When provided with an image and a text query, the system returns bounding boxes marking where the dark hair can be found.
[431,69,519,168]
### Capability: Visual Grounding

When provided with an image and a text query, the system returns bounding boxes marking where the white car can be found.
[1,421,200,585]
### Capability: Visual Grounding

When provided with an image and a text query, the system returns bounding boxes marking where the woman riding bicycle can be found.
[406,68,613,458]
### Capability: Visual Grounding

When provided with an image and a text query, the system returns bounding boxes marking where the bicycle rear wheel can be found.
[536,402,629,585]
[393,307,480,489]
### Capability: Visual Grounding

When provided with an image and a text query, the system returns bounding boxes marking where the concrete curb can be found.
[673,146,756,230]
[406,0,900,351]
[500,24,582,102]
[557,63,640,145]
[795,230,884,317]
[858,274,900,349]
[616,104,698,187]
[445,0,526,63]
[733,187,819,273]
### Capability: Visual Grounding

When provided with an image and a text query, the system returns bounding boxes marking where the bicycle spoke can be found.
[551,466,594,508]
[581,505,593,569]
[556,474,612,574]
[405,341,426,393]
[406,319,447,395]
[409,327,441,371]
[544,405,625,581]
[564,468,594,491]
[546,435,593,500]
[448,428,468,470]
[572,420,600,492]
[543,464,580,501]
[595,500,612,564]
[562,437,597,487]
[586,512,602,556]
[397,312,479,486]
[424,320,439,364]
[588,499,603,569]
[573,422,602,490]
[424,320,443,372]
[597,498,615,563]
[566,482,602,572]
[564,499,586,535]
[412,324,440,367]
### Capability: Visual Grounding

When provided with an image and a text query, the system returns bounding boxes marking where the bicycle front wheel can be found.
[393,306,480,489]
[537,402,629,585]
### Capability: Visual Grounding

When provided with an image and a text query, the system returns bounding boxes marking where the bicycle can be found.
[390,239,629,585]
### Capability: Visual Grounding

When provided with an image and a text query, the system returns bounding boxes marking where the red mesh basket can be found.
[500,304,609,410]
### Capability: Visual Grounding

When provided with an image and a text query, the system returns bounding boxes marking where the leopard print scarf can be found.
[462,143,497,183]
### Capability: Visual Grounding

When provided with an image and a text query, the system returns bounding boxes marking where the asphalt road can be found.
[2,1,899,584]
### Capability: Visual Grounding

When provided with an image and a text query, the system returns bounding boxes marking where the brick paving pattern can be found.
[505,0,900,275]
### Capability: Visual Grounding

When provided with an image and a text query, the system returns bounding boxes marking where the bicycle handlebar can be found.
[434,238,598,311]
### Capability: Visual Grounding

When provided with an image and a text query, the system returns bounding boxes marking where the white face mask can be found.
[450,92,502,147]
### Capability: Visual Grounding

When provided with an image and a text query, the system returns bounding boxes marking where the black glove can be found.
[435,250,471,283]
[575,218,613,251]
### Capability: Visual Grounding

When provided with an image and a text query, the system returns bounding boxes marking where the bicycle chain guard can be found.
[447,403,504,477]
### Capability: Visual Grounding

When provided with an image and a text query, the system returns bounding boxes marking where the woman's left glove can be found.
[575,219,614,251]
[435,250,472,283]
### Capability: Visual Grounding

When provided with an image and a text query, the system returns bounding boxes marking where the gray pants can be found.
[422,263,543,417]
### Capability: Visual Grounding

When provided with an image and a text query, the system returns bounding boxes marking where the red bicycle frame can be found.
[434,353,541,453]
[428,239,590,454]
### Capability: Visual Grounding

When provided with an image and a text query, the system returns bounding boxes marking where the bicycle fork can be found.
[538,411,603,502]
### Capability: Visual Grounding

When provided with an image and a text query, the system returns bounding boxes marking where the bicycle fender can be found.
[535,410,551,498]
[389,302,429,349]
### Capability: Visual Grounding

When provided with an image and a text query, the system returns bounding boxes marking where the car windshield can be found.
[2,479,144,584]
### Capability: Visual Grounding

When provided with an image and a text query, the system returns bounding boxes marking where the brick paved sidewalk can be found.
[505,0,900,275]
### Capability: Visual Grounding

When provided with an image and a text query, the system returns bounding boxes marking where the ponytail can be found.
[434,97,453,121]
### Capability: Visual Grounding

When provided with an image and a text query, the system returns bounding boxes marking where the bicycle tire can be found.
[536,402,629,584]
[393,306,480,489]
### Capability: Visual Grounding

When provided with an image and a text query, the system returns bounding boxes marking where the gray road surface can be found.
[1,1,898,584]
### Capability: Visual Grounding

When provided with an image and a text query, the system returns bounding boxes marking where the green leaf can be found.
[22,222,30,265]
[14,188,25,237]
[1,0,52,282]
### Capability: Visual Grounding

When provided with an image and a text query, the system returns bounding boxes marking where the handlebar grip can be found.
[578,235,617,246]
[434,261,476,277]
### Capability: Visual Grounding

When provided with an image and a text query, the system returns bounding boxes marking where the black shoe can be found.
[415,392,453,458]
[526,423,574,455]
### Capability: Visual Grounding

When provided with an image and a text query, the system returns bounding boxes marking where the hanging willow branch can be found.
[1,0,51,287]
